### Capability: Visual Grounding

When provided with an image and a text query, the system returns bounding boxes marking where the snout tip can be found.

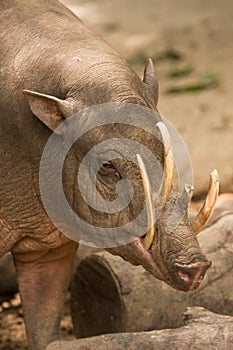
[173,260,211,292]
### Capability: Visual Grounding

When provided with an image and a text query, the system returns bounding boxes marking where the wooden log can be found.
[70,197,233,338]
[46,307,233,350]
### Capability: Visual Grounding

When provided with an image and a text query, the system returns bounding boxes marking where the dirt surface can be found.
[0,294,74,350]
[0,0,232,349]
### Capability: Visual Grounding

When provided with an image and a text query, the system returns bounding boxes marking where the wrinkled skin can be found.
[0,1,210,349]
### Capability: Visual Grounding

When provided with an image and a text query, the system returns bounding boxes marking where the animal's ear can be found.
[143,58,159,105]
[23,89,73,133]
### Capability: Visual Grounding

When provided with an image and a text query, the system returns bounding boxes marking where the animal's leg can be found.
[13,241,78,350]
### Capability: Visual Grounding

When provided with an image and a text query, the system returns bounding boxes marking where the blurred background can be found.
[63,0,233,196]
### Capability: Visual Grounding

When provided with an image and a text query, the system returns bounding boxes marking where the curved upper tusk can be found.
[136,154,156,250]
[191,169,219,234]
[156,122,174,204]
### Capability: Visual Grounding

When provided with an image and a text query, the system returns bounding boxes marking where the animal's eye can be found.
[99,161,120,177]
[102,161,114,169]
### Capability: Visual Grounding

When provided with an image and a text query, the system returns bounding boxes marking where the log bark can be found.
[70,198,233,338]
[47,307,233,350]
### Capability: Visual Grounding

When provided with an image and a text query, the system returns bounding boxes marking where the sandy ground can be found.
[0,0,232,349]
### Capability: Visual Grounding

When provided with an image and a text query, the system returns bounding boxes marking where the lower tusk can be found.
[191,169,219,234]
[136,154,156,250]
